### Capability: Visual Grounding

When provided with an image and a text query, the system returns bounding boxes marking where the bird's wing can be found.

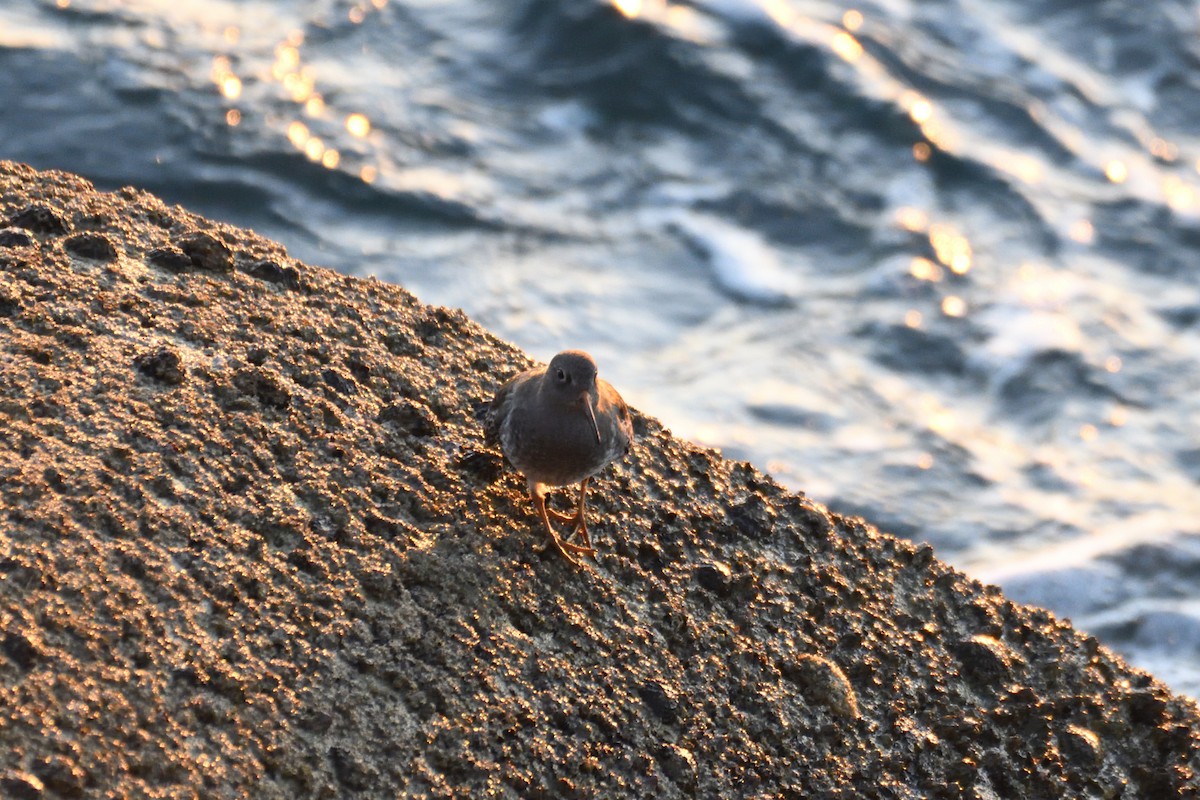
[482,377,517,449]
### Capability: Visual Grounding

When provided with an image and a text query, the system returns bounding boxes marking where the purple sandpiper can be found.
[484,350,633,566]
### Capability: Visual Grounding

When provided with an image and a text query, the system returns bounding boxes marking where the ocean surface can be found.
[4,0,1200,697]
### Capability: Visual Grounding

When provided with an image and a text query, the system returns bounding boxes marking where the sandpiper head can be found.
[546,350,601,442]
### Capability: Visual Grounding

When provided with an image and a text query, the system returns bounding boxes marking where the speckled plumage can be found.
[484,350,632,565]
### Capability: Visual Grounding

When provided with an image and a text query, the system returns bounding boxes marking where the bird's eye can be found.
[555,368,567,382]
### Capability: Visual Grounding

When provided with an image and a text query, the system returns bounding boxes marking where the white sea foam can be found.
[972,305,1086,385]
[666,212,802,306]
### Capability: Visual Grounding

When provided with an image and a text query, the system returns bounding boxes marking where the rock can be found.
[694,560,732,595]
[637,679,680,723]
[1,160,1199,799]
[2,632,38,672]
[7,203,69,234]
[656,744,696,789]
[147,245,193,271]
[63,232,118,261]
[0,227,35,248]
[232,366,291,409]
[952,634,1024,687]
[456,449,503,483]
[378,399,439,437]
[244,258,302,290]
[1060,724,1102,767]
[134,348,186,386]
[322,368,357,396]
[176,231,233,272]
[31,755,86,799]
[329,745,376,791]
[0,771,44,800]
[785,654,860,721]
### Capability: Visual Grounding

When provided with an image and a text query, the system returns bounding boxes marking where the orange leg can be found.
[545,503,578,526]
[531,485,594,565]
[562,478,592,550]
[544,479,593,550]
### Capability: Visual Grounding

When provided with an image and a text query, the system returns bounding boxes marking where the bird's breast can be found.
[501,402,619,487]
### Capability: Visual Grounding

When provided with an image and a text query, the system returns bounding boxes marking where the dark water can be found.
[4,0,1200,695]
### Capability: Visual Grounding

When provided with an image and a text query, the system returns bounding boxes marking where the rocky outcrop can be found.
[0,161,1197,798]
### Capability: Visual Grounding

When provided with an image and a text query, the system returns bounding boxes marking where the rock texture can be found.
[0,160,1198,798]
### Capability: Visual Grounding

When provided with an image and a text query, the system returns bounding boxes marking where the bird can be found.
[483,350,633,566]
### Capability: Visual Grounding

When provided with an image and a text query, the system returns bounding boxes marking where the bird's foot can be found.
[562,522,593,551]
[546,509,594,549]
[545,507,580,526]
[533,491,594,566]
[537,533,595,567]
